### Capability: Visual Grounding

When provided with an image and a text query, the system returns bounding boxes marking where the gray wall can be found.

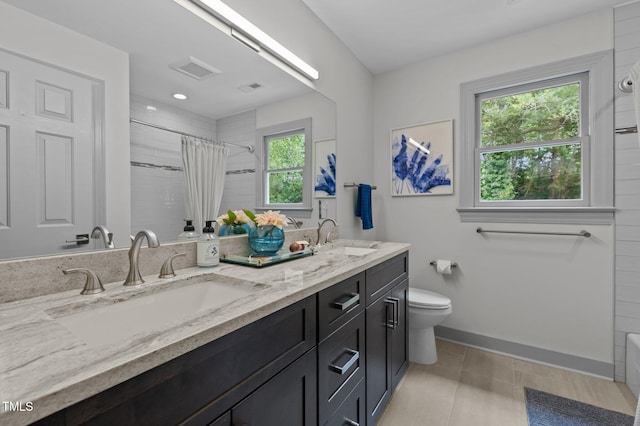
[614,1,640,382]
[373,10,616,375]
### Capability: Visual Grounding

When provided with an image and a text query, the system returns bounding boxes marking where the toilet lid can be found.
[408,288,451,309]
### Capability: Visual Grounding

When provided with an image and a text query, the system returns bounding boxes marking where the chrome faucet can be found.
[124,230,160,286]
[91,225,115,249]
[286,216,302,229]
[316,218,337,245]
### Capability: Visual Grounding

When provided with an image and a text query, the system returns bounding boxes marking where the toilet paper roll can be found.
[436,259,453,275]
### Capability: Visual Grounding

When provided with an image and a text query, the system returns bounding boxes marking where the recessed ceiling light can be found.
[145,105,157,111]
[173,93,188,100]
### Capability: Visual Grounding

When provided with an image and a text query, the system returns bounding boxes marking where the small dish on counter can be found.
[221,247,314,267]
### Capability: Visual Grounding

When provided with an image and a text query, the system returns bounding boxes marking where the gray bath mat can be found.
[525,387,634,425]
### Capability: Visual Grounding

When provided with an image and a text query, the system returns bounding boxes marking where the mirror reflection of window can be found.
[256,118,312,217]
[266,131,306,204]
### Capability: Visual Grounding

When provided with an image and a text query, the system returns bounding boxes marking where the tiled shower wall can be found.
[130,96,257,242]
[218,110,257,215]
[614,1,640,382]
[130,94,217,242]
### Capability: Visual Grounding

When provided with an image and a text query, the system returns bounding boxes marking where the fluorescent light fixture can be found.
[175,0,319,80]
[173,93,188,100]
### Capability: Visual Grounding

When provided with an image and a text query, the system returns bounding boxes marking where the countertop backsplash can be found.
[0,227,332,304]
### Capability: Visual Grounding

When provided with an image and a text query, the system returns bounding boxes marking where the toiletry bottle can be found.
[197,220,219,267]
[178,219,199,241]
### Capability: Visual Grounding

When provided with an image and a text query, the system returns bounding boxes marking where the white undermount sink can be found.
[54,278,260,348]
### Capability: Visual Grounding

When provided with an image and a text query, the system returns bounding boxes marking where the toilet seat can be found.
[408,288,451,309]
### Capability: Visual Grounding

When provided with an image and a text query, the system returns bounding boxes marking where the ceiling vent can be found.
[238,82,263,93]
[169,57,221,80]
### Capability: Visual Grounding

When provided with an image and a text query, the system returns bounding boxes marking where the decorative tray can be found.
[220,247,314,267]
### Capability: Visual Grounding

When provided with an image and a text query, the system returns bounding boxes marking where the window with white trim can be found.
[458,51,614,224]
[255,118,312,216]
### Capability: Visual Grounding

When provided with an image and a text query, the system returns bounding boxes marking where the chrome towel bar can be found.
[344,182,377,190]
[476,227,591,238]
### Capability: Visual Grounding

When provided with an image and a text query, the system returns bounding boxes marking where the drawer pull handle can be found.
[330,292,360,311]
[344,419,359,426]
[385,298,399,329]
[329,349,359,375]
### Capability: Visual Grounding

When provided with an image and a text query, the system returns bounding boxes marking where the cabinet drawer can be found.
[365,252,408,306]
[318,311,365,425]
[318,272,365,342]
[323,378,365,426]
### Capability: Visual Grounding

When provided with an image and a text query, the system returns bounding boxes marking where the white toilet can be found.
[408,288,452,364]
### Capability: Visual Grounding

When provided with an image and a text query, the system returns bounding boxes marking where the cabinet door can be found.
[365,294,393,425]
[232,350,317,426]
[390,279,409,391]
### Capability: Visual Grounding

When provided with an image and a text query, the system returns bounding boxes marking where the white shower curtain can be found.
[181,136,229,233]
[631,60,640,146]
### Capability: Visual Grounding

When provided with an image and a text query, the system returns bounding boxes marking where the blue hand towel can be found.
[355,184,373,230]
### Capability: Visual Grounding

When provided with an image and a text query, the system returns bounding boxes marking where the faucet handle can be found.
[159,253,187,278]
[63,268,105,295]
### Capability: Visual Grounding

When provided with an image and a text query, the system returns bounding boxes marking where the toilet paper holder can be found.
[429,260,458,268]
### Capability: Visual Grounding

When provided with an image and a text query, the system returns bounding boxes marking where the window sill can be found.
[457,207,615,224]
[255,207,313,219]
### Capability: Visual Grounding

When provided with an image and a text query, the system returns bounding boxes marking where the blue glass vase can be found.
[219,223,251,236]
[249,225,285,256]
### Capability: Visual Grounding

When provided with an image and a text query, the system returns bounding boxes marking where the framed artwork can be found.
[391,119,453,196]
[314,139,336,198]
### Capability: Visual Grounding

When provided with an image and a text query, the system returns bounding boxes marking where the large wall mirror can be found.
[0,0,336,260]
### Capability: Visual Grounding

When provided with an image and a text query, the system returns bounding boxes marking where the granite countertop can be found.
[0,239,409,425]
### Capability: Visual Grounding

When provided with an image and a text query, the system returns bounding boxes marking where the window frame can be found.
[475,73,589,208]
[255,118,312,217]
[458,50,614,224]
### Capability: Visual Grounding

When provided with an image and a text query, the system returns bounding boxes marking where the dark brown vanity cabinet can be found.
[317,252,409,426]
[35,251,409,426]
[317,272,366,425]
[35,296,317,426]
[365,253,409,426]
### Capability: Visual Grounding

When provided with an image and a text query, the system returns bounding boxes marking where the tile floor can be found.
[378,339,637,426]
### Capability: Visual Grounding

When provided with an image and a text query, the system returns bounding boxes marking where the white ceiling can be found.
[302,0,634,75]
[1,0,312,119]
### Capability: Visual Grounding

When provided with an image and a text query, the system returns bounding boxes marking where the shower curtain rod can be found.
[130,118,255,153]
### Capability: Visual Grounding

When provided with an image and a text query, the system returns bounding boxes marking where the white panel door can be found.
[0,50,99,259]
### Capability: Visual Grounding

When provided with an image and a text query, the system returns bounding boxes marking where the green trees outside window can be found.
[479,82,582,201]
[266,133,305,204]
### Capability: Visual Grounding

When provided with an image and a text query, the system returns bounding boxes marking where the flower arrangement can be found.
[216,209,254,227]
[250,210,287,229]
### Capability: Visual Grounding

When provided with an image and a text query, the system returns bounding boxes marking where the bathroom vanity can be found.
[0,241,409,426]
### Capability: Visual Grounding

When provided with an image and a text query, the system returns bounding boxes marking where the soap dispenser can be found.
[197,220,219,267]
[178,219,199,241]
